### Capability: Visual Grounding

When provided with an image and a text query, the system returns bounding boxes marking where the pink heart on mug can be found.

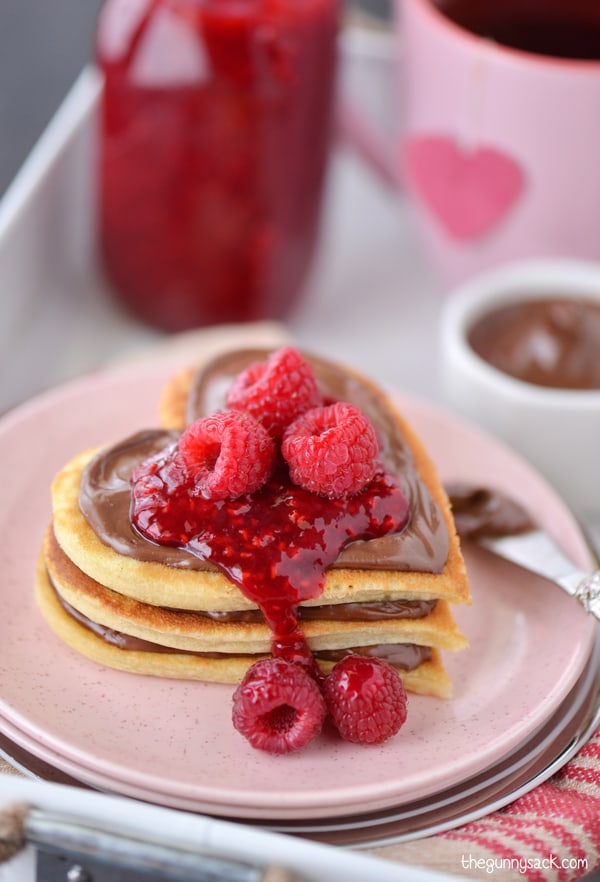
[403,136,524,241]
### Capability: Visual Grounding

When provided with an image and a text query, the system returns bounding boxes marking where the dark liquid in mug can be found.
[437,0,600,60]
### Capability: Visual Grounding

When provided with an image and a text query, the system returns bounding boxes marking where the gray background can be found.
[0,0,103,197]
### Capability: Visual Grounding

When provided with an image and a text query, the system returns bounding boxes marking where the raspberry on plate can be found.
[323,655,408,745]
[226,347,322,438]
[177,411,275,500]
[232,658,327,754]
[282,401,379,498]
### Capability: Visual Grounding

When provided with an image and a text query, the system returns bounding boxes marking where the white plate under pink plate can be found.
[0,363,595,820]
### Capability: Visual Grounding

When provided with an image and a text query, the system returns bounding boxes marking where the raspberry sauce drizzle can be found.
[131,450,409,675]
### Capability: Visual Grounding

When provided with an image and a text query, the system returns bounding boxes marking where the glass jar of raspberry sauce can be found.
[95,0,339,332]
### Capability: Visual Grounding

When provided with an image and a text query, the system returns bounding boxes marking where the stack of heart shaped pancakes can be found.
[36,348,470,699]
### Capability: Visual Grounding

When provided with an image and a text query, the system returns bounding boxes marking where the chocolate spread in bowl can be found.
[467,297,600,390]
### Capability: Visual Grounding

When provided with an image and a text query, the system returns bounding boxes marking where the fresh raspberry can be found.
[281,402,379,498]
[226,347,322,438]
[323,656,408,745]
[177,411,275,500]
[232,658,327,754]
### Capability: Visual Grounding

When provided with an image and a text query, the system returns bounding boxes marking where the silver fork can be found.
[477,528,600,622]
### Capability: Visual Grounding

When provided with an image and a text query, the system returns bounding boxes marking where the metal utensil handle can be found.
[575,571,600,622]
[481,529,600,620]
[0,805,300,882]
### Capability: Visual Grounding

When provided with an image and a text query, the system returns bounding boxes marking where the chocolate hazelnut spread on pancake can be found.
[80,350,449,574]
[47,575,431,671]
[194,598,438,622]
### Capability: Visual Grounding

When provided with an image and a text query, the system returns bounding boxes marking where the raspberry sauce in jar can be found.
[95,0,339,331]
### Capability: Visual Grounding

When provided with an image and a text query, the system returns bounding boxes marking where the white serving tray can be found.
[0,30,444,416]
[0,778,464,882]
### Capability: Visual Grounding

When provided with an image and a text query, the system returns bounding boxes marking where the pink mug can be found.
[341,0,600,283]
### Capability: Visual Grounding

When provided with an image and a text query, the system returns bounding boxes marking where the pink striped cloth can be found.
[375,725,600,880]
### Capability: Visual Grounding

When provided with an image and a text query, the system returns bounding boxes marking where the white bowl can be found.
[440,259,600,523]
